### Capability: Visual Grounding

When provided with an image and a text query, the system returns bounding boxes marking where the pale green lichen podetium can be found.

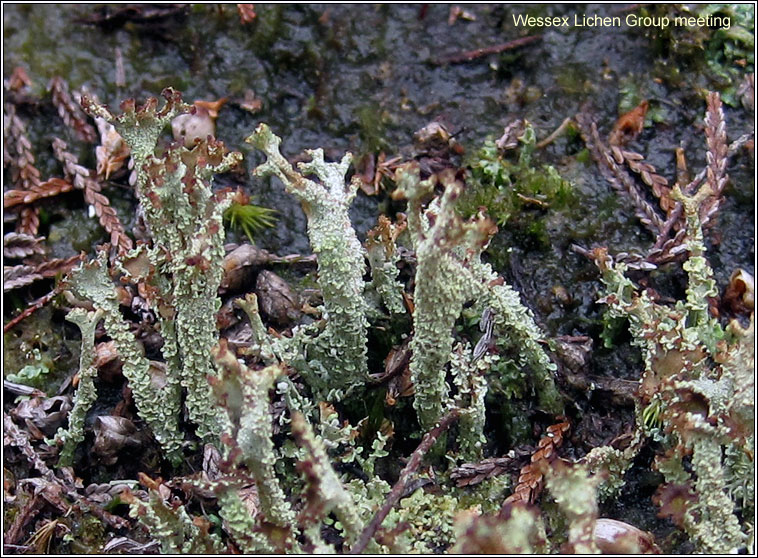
[245,124,368,399]
[393,163,562,431]
[69,253,184,461]
[290,411,365,548]
[393,164,491,431]
[82,89,242,443]
[593,182,753,553]
[211,341,297,533]
[545,462,600,553]
[56,307,103,466]
[365,215,407,315]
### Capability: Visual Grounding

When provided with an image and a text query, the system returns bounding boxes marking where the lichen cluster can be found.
[592,184,754,553]
[52,88,753,554]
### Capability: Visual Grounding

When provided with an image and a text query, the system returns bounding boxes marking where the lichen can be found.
[69,252,184,462]
[394,163,563,431]
[74,88,243,453]
[245,123,369,400]
[591,182,754,553]
[55,307,103,465]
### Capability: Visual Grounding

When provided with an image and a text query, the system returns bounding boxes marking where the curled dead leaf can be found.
[609,100,648,147]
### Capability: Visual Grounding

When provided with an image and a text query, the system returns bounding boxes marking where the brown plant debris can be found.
[502,419,571,507]
[52,137,133,253]
[48,77,98,143]
[4,102,42,235]
[3,254,83,292]
[237,4,256,24]
[4,178,74,208]
[576,92,750,268]
[3,232,46,259]
[610,146,673,213]
[609,100,648,147]
[575,110,665,236]
[450,449,531,488]
[433,35,542,65]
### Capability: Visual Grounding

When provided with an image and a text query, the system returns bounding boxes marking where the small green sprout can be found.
[223,189,276,242]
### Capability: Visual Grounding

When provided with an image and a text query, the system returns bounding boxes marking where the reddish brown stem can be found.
[350,409,460,554]
[433,35,542,65]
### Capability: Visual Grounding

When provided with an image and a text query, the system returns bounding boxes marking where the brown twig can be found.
[3,284,65,333]
[575,111,665,235]
[610,146,673,213]
[3,232,46,259]
[432,35,542,65]
[350,409,460,554]
[4,178,74,208]
[4,102,42,235]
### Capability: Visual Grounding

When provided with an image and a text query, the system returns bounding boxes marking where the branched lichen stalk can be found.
[56,307,104,465]
[70,253,183,462]
[246,124,368,398]
[212,341,295,530]
[290,411,365,546]
[83,89,241,443]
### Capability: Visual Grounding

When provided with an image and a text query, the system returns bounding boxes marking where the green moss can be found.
[458,124,575,249]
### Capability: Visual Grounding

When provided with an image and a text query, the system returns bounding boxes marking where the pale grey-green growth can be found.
[127,487,224,554]
[81,88,242,444]
[593,182,753,553]
[450,341,491,460]
[393,165,491,430]
[393,163,563,430]
[545,462,600,553]
[468,259,563,414]
[365,215,407,315]
[56,307,103,465]
[216,490,277,554]
[69,253,184,461]
[290,411,365,547]
[212,341,296,531]
[245,124,368,399]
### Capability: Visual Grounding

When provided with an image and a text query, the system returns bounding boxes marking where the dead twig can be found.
[432,35,542,65]
[48,77,97,143]
[4,102,42,235]
[536,117,573,149]
[3,284,66,333]
[350,409,460,554]
[575,111,665,235]
[3,232,46,259]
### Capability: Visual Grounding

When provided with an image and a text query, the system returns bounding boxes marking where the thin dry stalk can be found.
[433,35,542,65]
[4,178,74,207]
[610,146,673,213]
[4,254,83,292]
[574,112,665,235]
[3,232,46,259]
[350,409,460,554]
[4,102,42,235]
